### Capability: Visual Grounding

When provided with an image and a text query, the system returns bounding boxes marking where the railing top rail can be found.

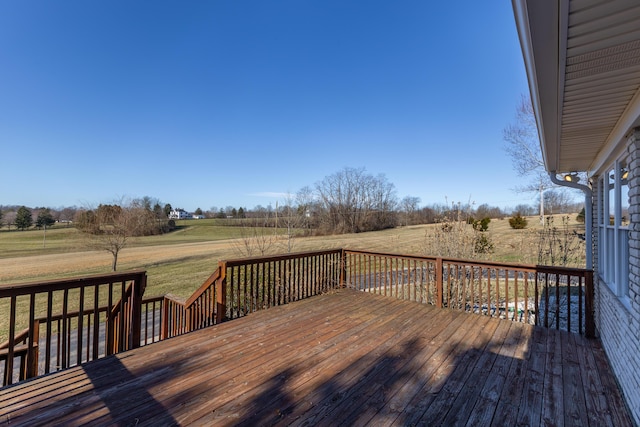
[185,268,221,307]
[222,248,343,267]
[343,249,592,275]
[0,328,29,349]
[0,269,147,298]
[164,293,187,305]
[142,295,165,304]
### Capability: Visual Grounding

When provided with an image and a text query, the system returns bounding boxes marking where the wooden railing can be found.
[160,249,343,338]
[0,271,146,387]
[0,248,595,388]
[343,250,594,337]
[160,267,224,339]
[222,249,343,320]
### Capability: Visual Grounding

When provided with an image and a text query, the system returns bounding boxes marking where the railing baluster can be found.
[61,290,69,369]
[27,293,37,380]
[77,287,84,366]
[1,249,594,389]
[555,273,560,330]
[567,274,571,333]
[578,275,583,336]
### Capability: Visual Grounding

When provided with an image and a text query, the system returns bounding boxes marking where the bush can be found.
[576,208,585,223]
[474,233,494,254]
[509,213,528,229]
[471,217,490,231]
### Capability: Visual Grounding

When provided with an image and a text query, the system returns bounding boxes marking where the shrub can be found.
[470,217,490,231]
[474,233,494,254]
[576,208,585,223]
[509,213,528,229]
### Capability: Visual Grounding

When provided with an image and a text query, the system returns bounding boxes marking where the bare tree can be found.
[513,204,535,216]
[4,210,17,230]
[295,185,316,233]
[315,167,397,234]
[278,193,303,253]
[503,95,549,224]
[542,189,581,214]
[234,216,276,258]
[76,198,162,271]
[400,196,421,226]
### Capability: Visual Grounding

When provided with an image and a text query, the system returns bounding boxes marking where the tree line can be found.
[0,171,582,235]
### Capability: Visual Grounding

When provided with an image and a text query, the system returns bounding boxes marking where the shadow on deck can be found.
[0,289,632,426]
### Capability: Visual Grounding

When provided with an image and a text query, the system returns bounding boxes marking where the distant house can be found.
[168,209,192,220]
[513,0,640,423]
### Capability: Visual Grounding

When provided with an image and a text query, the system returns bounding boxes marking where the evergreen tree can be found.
[15,206,33,230]
[36,208,55,229]
[153,203,164,219]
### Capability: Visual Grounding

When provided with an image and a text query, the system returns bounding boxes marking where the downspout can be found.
[548,172,593,269]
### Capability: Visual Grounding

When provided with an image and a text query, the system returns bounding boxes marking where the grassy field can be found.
[0,214,586,342]
[0,214,585,301]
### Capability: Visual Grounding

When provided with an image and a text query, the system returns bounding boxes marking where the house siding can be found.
[594,129,640,424]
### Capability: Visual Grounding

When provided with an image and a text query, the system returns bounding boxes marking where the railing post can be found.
[28,319,40,379]
[161,297,170,339]
[436,258,443,309]
[130,273,145,349]
[215,262,227,324]
[585,270,595,338]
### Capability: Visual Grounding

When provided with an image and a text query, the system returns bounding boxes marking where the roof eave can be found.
[512,0,563,173]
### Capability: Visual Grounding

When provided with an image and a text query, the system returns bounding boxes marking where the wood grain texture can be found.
[0,289,632,427]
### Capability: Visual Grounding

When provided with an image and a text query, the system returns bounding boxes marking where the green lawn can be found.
[0,219,281,258]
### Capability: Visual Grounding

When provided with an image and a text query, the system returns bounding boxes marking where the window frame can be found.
[597,158,630,303]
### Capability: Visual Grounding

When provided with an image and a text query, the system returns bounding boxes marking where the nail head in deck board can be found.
[0,289,633,426]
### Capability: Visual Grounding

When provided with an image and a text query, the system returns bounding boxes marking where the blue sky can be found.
[1,1,532,212]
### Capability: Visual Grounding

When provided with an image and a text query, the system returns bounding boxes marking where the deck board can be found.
[0,289,633,427]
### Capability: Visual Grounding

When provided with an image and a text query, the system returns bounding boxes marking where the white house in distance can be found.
[168,209,191,220]
[168,209,205,220]
[513,0,640,423]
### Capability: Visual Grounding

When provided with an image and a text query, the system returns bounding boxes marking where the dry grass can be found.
[0,214,584,298]
[0,214,585,343]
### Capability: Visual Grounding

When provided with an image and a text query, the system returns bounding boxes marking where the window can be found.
[598,158,630,301]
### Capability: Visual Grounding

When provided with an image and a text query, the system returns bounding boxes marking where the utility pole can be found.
[539,182,544,225]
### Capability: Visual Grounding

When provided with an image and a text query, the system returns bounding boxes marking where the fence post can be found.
[215,262,227,324]
[585,270,595,338]
[436,258,443,308]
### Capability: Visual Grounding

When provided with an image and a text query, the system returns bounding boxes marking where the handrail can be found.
[221,249,343,267]
[0,270,147,296]
[160,250,344,338]
[185,268,221,307]
[0,270,146,387]
[161,267,223,339]
[0,328,29,350]
[342,249,594,337]
[1,247,595,389]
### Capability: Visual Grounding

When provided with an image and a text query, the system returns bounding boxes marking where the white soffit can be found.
[514,0,640,174]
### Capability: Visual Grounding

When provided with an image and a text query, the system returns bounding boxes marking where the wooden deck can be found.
[0,289,632,426]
